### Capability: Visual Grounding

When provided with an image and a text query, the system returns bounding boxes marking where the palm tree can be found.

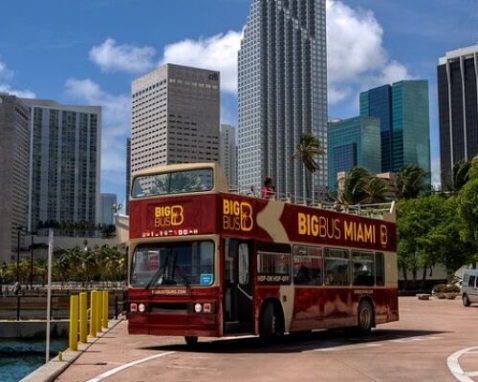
[446,159,471,192]
[361,177,390,204]
[341,167,371,205]
[291,132,324,203]
[393,165,427,200]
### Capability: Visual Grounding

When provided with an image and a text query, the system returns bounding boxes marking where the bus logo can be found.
[222,198,253,232]
[154,205,184,228]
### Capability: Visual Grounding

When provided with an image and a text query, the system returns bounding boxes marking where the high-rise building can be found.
[0,94,29,263]
[100,193,117,225]
[238,0,328,202]
[360,80,430,181]
[327,117,382,192]
[219,124,238,189]
[131,64,220,173]
[125,137,131,215]
[438,45,478,187]
[21,99,101,233]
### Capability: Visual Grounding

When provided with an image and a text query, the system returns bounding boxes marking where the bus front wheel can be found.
[185,336,198,346]
[260,302,283,339]
[463,294,471,307]
[357,300,373,334]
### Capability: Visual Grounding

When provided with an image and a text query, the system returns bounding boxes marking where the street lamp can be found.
[16,226,23,286]
[29,232,37,290]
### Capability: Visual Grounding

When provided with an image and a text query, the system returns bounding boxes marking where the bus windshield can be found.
[132,168,213,198]
[130,241,215,287]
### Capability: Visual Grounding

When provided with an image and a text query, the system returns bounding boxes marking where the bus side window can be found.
[238,243,249,285]
[375,252,385,286]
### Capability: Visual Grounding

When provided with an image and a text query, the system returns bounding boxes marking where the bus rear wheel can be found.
[357,300,373,334]
[260,302,283,339]
[463,294,471,307]
[185,336,198,346]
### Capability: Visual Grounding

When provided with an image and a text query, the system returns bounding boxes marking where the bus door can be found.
[223,238,253,334]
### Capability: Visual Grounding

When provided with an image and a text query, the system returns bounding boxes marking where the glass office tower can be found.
[360,80,430,184]
[238,0,328,202]
[327,117,381,193]
[438,45,478,188]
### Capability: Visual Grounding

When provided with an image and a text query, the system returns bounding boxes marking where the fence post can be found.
[96,290,103,331]
[16,295,20,321]
[102,290,109,329]
[69,295,79,351]
[89,290,97,338]
[79,292,87,343]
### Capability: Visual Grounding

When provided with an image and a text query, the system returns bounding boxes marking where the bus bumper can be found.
[128,312,221,337]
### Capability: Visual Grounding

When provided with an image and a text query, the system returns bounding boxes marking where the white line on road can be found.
[314,343,381,352]
[86,351,175,382]
[447,346,478,382]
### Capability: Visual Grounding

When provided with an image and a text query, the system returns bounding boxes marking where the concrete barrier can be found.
[0,320,69,339]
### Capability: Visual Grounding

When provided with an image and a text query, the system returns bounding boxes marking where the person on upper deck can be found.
[262,176,276,199]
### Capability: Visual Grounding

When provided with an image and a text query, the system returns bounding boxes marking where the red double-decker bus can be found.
[127,163,398,345]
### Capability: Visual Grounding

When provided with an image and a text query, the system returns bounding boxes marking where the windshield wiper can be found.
[145,248,173,289]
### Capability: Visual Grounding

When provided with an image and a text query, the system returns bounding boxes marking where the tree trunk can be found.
[402,266,408,290]
[421,266,427,291]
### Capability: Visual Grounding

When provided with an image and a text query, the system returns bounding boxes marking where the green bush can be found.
[444,284,460,293]
[433,284,447,293]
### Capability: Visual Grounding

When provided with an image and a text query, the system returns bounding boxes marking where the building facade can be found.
[100,193,117,225]
[22,99,101,233]
[125,137,131,215]
[219,124,238,189]
[0,94,30,263]
[327,117,382,192]
[131,64,220,173]
[438,45,478,188]
[238,0,328,202]
[360,80,430,182]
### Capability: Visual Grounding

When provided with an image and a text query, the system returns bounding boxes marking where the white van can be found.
[461,269,478,306]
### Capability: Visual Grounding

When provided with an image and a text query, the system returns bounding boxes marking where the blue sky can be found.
[0,0,477,208]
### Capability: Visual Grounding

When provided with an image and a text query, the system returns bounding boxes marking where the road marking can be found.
[390,336,442,343]
[86,351,175,382]
[314,343,380,352]
[447,346,478,382]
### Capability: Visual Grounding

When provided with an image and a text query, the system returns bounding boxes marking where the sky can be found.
[0,0,477,209]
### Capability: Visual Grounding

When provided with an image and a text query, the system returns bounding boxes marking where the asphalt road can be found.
[56,296,478,382]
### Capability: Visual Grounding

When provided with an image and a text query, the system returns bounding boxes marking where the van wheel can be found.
[260,302,283,339]
[463,294,471,307]
[357,300,373,334]
[185,336,198,346]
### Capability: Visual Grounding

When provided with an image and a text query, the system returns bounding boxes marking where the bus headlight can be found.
[138,303,146,313]
[194,303,202,313]
[130,303,138,312]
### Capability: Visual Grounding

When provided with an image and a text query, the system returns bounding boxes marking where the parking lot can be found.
[55,296,478,382]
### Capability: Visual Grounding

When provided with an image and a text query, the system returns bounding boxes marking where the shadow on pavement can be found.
[140,328,447,354]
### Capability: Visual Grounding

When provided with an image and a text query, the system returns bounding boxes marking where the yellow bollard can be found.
[89,290,97,338]
[79,292,87,343]
[102,290,109,330]
[69,295,79,351]
[96,290,103,331]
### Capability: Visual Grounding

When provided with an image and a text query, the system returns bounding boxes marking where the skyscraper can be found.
[125,137,131,215]
[131,64,220,173]
[100,193,117,225]
[438,45,478,187]
[327,117,381,192]
[22,99,101,233]
[360,80,430,181]
[219,124,238,189]
[0,94,29,263]
[238,0,328,202]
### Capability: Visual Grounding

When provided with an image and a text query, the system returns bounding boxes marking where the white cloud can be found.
[431,157,441,191]
[326,0,414,105]
[64,78,130,173]
[159,30,242,94]
[0,57,35,98]
[89,38,156,73]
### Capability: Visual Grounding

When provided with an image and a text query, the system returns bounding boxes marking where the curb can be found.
[20,318,124,382]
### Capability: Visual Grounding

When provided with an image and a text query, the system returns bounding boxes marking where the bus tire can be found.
[260,302,283,339]
[357,300,373,334]
[463,294,471,307]
[185,336,198,346]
